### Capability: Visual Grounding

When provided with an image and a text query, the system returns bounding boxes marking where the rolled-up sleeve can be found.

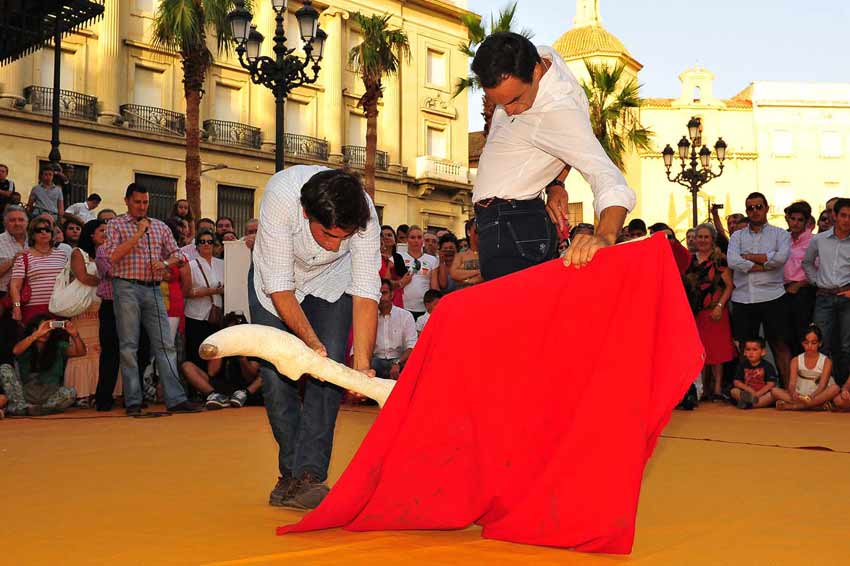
[532,108,636,216]
[346,199,381,303]
[727,231,754,272]
[764,230,791,270]
[802,238,819,284]
[254,188,296,295]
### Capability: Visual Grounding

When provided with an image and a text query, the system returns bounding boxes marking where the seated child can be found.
[773,324,840,410]
[730,337,777,409]
[416,289,442,335]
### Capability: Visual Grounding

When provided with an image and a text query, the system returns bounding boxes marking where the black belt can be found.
[116,277,160,287]
[816,285,850,296]
[474,197,541,209]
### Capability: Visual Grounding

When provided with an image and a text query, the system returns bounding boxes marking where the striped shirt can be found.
[104,214,182,282]
[252,165,381,316]
[11,248,67,307]
[95,245,113,300]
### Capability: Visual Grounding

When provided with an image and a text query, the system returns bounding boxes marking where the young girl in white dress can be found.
[774,325,841,410]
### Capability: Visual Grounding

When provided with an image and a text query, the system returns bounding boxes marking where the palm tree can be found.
[152,0,244,219]
[348,12,410,200]
[581,61,653,172]
[455,2,531,137]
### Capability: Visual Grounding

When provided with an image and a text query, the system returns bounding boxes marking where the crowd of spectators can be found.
[2,160,849,418]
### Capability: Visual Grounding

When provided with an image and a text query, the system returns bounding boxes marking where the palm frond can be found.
[349,12,410,97]
[152,0,204,53]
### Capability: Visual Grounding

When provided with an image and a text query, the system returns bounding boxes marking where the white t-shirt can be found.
[66,202,96,222]
[415,311,430,335]
[399,251,438,312]
[185,256,224,321]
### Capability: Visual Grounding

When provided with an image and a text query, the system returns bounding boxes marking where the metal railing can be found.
[120,104,186,136]
[342,145,389,171]
[285,133,329,161]
[204,119,262,149]
[24,85,98,121]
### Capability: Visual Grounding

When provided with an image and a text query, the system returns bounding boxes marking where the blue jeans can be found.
[113,278,188,408]
[371,356,404,379]
[248,266,353,481]
[813,294,850,386]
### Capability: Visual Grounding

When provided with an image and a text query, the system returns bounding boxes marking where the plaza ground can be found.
[3,403,849,565]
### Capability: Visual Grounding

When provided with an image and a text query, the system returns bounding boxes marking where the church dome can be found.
[553,24,632,60]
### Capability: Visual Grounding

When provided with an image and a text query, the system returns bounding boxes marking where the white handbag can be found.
[49,249,100,318]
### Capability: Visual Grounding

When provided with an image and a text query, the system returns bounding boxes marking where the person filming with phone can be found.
[0,314,84,415]
[104,183,198,417]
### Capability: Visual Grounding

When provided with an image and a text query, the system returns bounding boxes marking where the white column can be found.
[320,9,346,162]
[96,0,121,123]
[0,59,24,108]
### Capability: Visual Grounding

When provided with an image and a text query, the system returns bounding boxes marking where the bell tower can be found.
[574,0,601,28]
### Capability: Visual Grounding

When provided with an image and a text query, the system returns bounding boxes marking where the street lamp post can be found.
[661,117,728,227]
[227,0,326,172]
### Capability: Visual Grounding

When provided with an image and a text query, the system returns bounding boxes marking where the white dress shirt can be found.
[473,46,636,217]
[727,223,791,304]
[252,165,381,317]
[66,202,96,222]
[374,305,418,360]
[0,230,27,291]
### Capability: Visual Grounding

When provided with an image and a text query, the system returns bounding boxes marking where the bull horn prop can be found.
[199,324,396,407]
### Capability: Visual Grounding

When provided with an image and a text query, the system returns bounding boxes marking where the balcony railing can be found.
[24,85,98,121]
[342,145,389,171]
[204,119,261,149]
[415,155,469,184]
[120,104,186,136]
[285,133,329,161]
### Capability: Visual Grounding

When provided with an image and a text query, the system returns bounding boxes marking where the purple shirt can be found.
[95,245,113,300]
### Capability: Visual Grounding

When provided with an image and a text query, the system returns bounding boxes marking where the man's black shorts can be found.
[731,294,790,343]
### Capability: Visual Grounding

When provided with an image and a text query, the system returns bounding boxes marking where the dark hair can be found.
[195,228,215,245]
[23,313,66,373]
[87,193,102,203]
[833,198,850,217]
[648,222,673,234]
[27,217,54,246]
[745,192,768,206]
[40,166,54,177]
[744,336,766,349]
[124,182,148,198]
[170,199,195,222]
[216,216,234,226]
[471,32,540,88]
[465,218,477,239]
[165,217,183,243]
[223,311,248,327]
[380,278,393,290]
[63,216,84,231]
[801,323,823,343]
[397,224,410,235]
[438,233,458,249]
[196,217,215,230]
[97,208,116,220]
[784,200,812,220]
[423,289,443,304]
[78,219,106,256]
[627,218,647,233]
[300,169,370,231]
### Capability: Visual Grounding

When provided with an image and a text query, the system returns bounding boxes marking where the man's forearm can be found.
[399,347,413,366]
[352,295,377,370]
[0,257,15,277]
[109,235,140,263]
[595,206,628,244]
[269,291,321,351]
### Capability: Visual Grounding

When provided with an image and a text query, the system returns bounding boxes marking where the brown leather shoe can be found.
[269,473,297,507]
[283,472,329,510]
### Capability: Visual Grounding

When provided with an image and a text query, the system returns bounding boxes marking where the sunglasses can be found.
[412,258,421,272]
[34,227,52,234]
[746,204,765,212]
[198,239,214,245]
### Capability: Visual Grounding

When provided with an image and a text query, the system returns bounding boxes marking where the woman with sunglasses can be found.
[180,229,224,372]
[9,217,68,325]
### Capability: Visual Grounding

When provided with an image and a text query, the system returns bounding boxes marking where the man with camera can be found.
[104,183,198,417]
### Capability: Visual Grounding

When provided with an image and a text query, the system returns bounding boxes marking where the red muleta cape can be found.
[279,233,704,554]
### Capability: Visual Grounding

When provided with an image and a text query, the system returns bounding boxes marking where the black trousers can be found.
[785,285,816,355]
[475,198,558,281]
[95,300,120,410]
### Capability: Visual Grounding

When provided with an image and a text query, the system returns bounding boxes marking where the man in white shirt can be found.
[64,193,102,223]
[249,165,381,511]
[471,32,635,278]
[397,225,438,319]
[0,206,28,305]
[373,279,418,380]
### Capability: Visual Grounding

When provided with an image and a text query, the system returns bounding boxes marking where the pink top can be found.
[12,248,67,307]
[95,245,113,300]
[784,229,812,283]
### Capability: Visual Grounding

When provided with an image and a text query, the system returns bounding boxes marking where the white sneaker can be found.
[204,392,229,410]
[230,389,248,408]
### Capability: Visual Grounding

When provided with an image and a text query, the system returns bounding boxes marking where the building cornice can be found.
[404,0,477,20]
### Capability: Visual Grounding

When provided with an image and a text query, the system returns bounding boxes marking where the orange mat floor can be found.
[3,403,850,565]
